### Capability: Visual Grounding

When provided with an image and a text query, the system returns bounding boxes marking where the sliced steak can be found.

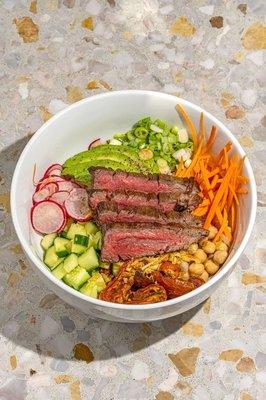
[88,189,200,213]
[90,167,197,195]
[101,223,208,262]
[96,202,203,227]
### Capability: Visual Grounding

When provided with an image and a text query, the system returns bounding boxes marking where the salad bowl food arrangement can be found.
[11,91,256,322]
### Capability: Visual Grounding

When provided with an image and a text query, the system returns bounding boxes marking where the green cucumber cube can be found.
[44,246,64,270]
[78,247,99,272]
[71,242,87,254]
[52,263,67,279]
[63,253,79,273]
[66,223,87,240]
[85,221,98,235]
[63,266,89,290]
[79,281,98,298]
[41,233,57,251]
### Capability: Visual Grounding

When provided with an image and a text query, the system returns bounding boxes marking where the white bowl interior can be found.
[11,91,256,314]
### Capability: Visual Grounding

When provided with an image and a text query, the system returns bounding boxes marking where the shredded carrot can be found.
[175,104,198,150]
[175,109,248,242]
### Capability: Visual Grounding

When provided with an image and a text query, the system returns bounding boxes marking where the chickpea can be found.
[199,238,208,247]
[188,243,198,255]
[208,225,218,240]
[213,250,228,265]
[189,262,205,276]
[199,270,209,282]
[205,260,219,275]
[215,241,228,252]
[180,261,189,272]
[194,249,207,263]
[202,240,216,254]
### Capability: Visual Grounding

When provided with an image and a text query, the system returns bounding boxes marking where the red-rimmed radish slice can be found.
[57,180,80,192]
[88,138,102,149]
[37,176,65,190]
[31,200,66,234]
[65,188,92,221]
[47,169,62,177]
[43,182,58,196]
[50,190,70,205]
[32,188,50,204]
[43,163,62,178]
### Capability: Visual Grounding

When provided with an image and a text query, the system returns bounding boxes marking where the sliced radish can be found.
[42,182,58,196]
[88,138,102,149]
[32,188,50,204]
[31,200,66,234]
[50,190,70,205]
[43,163,62,178]
[65,188,92,221]
[57,180,80,192]
[47,169,62,177]
[37,175,65,190]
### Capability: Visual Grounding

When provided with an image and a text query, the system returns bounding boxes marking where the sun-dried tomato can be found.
[160,261,181,278]
[133,270,154,288]
[99,263,134,303]
[126,284,167,304]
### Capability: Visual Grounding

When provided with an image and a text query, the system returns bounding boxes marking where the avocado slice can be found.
[62,144,159,186]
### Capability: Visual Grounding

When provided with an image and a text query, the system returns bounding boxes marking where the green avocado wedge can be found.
[62,144,159,186]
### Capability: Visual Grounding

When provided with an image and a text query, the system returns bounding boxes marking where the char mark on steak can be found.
[96,202,203,227]
[101,223,208,262]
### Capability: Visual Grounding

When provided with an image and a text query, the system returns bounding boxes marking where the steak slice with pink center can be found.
[96,202,203,227]
[101,223,208,262]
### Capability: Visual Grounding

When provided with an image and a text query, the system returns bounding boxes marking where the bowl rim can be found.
[11,90,257,310]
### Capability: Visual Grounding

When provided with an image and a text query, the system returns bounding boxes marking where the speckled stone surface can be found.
[0,1,265,399]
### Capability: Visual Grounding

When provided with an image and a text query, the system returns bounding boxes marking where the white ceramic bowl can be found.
[11,90,257,322]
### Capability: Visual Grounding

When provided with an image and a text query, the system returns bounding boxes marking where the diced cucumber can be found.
[80,281,98,298]
[63,253,78,273]
[74,234,89,247]
[90,272,106,293]
[71,242,87,254]
[41,233,57,251]
[63,266,89,290]
[44,246,64,270]
[91,231,102,250]
[78,247,99,272]
[52,263,67,279]
[85,221,98,235]
[66,223,87,239]
[79,272,106,297]
[54,237,70,257]
[112,262,121,276]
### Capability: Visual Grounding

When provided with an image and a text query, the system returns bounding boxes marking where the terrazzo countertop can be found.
[0,1,266,399]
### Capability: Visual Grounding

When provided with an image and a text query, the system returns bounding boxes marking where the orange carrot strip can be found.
[228,183,240,206]
[183,142,202,177]
[214,209,227,241]
[204,160,236,229]
[175,104,198,149]
[210,175,219,189]
[205,126,217,152]
[193,207,208,217]
[207,168,220,178]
